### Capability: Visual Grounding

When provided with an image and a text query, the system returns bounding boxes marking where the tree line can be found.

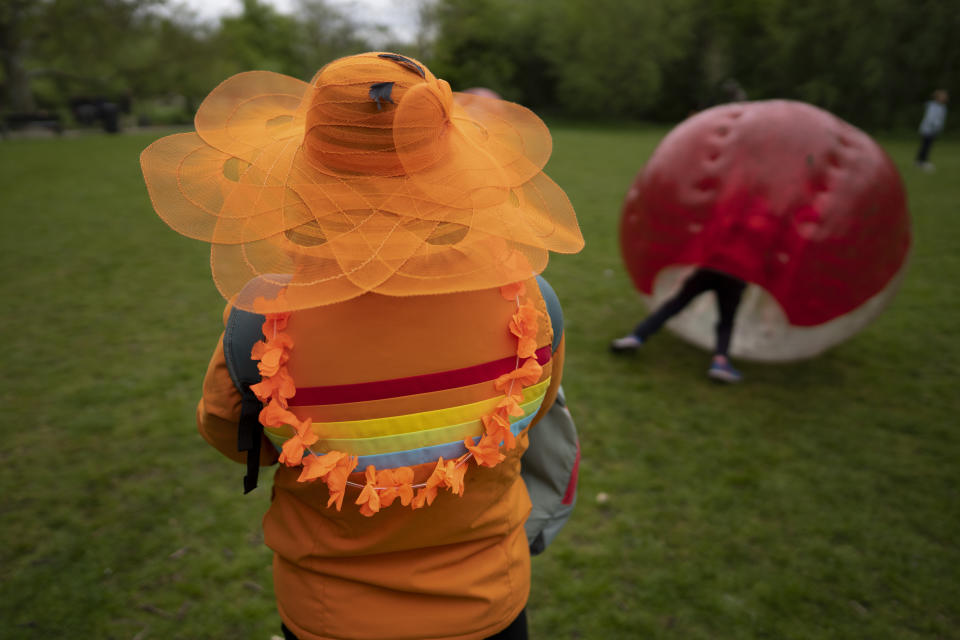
[2,0,956,131]
[0,0,375,124]
[425,0,958,130]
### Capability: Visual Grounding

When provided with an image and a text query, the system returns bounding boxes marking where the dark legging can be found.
[487,608,528,639]
[916,135,936,163]
[282,609,528,640]
[632,268,746,357]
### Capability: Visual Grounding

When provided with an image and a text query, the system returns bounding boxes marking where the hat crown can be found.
[302,53,451,176]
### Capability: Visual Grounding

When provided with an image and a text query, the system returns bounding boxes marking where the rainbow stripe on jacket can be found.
[264,347,552,468]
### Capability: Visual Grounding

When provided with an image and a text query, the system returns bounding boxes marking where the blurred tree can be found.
[293,0,369,78]
[423,0,957,129]
[126,10,223,113]
[1,0,171,111]
[0,0,373,117]
[754,0,959,128]
[0,0,37,111]
[215,0,367,80]
[425,0,709,117]
[4,0,955,129]
[216,0,303,76]
[537,0,698,117]
[424,0,551,105]
[674,0,959,129]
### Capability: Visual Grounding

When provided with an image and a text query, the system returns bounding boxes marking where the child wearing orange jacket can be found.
[141,52,583,639]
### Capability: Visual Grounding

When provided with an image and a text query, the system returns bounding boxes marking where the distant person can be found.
[916,89,948,171]
[611,267,747,383]
[720,78,747,103]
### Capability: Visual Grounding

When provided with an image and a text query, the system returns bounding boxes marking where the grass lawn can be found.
[1,125,957,639]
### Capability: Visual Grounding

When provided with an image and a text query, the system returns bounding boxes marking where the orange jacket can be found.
[197,278,564,640]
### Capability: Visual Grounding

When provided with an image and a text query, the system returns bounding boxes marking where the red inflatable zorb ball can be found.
[620,100,911,361]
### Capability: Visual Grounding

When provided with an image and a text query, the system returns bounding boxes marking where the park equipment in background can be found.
[619,100,911,362]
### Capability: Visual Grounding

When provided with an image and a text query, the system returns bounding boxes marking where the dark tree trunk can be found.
[0,0,36,112]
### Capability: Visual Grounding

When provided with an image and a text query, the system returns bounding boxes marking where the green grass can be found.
[1,128,957,639]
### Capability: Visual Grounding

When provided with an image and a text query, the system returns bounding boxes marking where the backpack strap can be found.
[223,306,266,494]
[524,276,579,555]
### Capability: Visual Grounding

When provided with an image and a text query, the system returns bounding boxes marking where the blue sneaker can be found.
[708,361,742,383]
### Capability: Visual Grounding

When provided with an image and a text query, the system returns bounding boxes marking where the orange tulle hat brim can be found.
[141,52,583,312]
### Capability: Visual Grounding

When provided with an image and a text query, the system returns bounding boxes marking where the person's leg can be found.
[712,276,746,358]
[632,269,715,341]
[485,609,528,640]
[924,136,937,168]
[282,611,527,640]
[707,275,746,382]
[916,135,934,164]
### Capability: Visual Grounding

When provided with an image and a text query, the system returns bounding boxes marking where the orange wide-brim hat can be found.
[141,52,584,312]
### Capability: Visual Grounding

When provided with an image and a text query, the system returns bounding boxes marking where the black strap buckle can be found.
[237,387,263,494]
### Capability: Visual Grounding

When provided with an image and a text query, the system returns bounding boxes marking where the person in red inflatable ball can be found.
[612,100,911,383]
[612,267,747,382]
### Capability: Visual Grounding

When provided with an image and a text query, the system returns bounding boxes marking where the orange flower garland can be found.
[249,312,358,508]
[250,281,544,517]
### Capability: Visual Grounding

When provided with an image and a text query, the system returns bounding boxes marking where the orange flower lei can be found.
[250,282,543,516]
